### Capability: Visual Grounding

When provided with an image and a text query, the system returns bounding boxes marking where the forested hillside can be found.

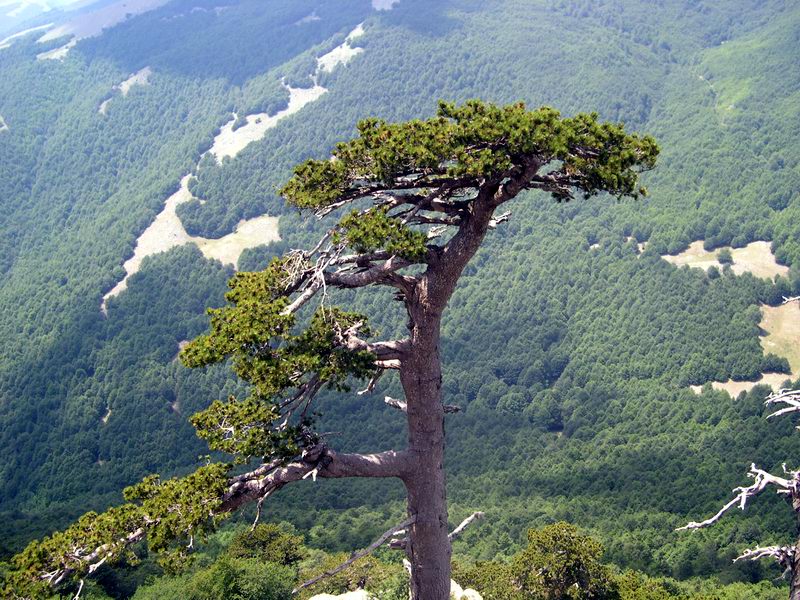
[1,0,799,595]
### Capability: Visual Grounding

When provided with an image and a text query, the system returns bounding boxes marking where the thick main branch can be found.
[221,444,410,513]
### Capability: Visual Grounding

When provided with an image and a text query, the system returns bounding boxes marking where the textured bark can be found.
[399,198,498,600]
[220,447,407,513]
[401,307,450,600]
[791,560,800,600]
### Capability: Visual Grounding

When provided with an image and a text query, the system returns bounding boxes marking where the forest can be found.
[1,0,799,597]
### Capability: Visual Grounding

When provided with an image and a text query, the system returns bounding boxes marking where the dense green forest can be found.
[1,0,800,596]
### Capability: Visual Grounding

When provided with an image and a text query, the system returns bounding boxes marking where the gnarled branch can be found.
[735,545,796,569]
[221,444,410,513]
[677,463,799,531]
[384,396,460,414]
[765,389,800,423]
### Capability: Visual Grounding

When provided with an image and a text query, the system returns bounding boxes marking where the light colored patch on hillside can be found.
[208,22,367,161]
[295,11,320,24]
[317,23,364,73]
[761,303,800,375]
[99,67,152,114]
[0,115,8,133]
[0,22,52,49]
[371,0,399,9]
[102,175,280,312]
[36,36,74,59]
[104,22,373,311]
[690,373,792,397]
[101,406,112,424]
[662,240,788,280]
[36,0,170,59]
[4,0,50,18]
[690,302,799,397]
[39,0,170,41]
[119,66,151,94]
[209,84,327,161]
[195,215,279,266]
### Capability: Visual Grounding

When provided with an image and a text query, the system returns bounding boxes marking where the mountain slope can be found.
[1,0,799,591]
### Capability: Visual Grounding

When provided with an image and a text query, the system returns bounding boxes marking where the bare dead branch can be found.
[390,511,484,550]
[292,516,417,594]
[734,545,795,569]
[488,211,511,228]
[677,463,799,531]
[448,511,485,542]
[334,320,410,362]
[357,371,384,396]
[782,296,800,305]
[385,396,407,412]
[384,396,460,414]
[765,389,800,423]
[326,256,413,289]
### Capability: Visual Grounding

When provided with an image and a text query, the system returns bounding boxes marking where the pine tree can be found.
[5,100,658,600]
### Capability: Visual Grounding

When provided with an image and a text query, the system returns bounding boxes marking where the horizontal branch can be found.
[734,545,795,568]
[221,444,410,513]
[765,389,800,423]
[677,463,798,531]
[325,256,413,289]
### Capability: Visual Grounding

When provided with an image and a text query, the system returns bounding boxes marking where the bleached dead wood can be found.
[677,464,799,531]
[293,516,416,594]
[765,389,800,423]
[389,511,484,550]
[384,396,461,414]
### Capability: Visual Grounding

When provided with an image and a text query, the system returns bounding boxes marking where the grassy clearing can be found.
[761,303,800,375]
[690,372,793,397]
[194,215,279,268]
[690,302,799,397]
[209,85,327,162]
[662,240,789,280]
[102,175,280,312]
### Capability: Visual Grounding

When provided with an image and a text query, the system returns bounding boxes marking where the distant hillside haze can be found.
[0,0,799,593]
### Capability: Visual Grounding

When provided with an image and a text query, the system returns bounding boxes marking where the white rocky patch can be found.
[99,67,152,114]
[104,23,372,312]
[295,10,320,24]
[4,0,50,18]
[208,22,367,161]
[317,23,365,74]
[101,175,280,313]
[209,84,327,161]
[35,0,171,59]
[307,581,482,599]
[0,114,8,133]
[36,36,75,60]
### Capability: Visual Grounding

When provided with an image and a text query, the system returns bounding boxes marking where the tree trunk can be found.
[399,197,498,599]
[401,304,451,600]
[791,564,800,600]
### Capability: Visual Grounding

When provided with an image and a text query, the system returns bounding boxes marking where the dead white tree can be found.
[679,389,800,599]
